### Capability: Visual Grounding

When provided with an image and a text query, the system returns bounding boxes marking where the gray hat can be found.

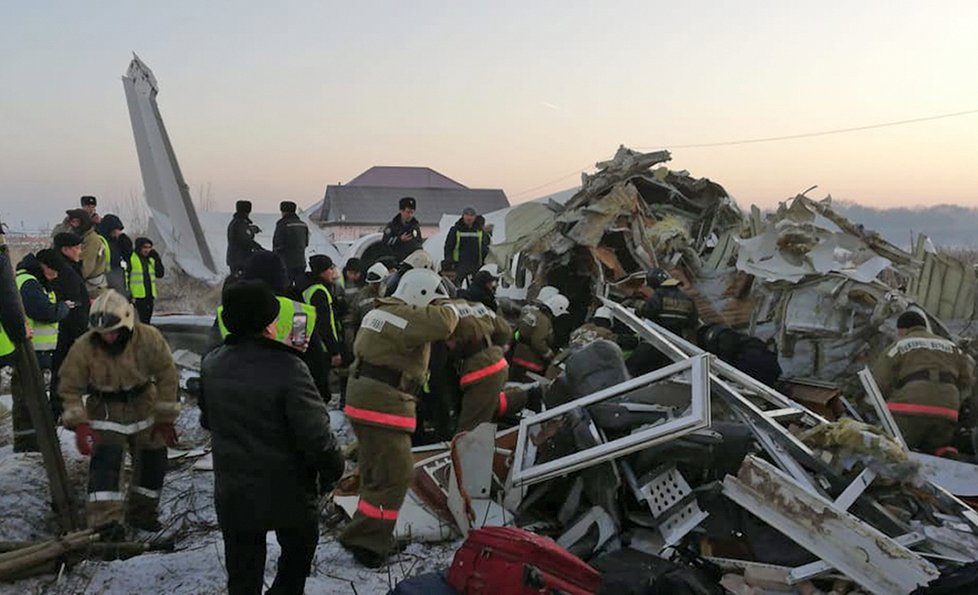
[462,206,477,216]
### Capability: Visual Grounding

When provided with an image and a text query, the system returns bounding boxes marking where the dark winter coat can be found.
[272,213,309,271]
[96,215,132,273]
[0,252,26,367]
[640,285,698,336]
[16,254,69,326]
[300,274,342,358]
[200,335,343,531]
[132,238,165,299]
[226,213,262,272]
[443,217,490,277]
[459,273,498,312]
[50,254,90,348]
[381,214,423,263]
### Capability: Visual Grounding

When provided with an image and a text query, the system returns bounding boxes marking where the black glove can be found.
[148,249,160,262]
[318,448,346,495]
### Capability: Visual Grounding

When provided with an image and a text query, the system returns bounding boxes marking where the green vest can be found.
[301,283,340,343]
[129,253,157,299]
[98,234,111,273]
[217,296,317,342]
[453,229,484,264]
[0,322,14,358]
[15,271,58,352]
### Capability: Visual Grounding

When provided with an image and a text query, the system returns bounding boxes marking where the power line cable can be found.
[511,107,978,199]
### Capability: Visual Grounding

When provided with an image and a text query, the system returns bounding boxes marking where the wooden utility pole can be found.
[0,219,80,531]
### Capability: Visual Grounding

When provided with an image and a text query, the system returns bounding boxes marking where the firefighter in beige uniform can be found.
[871,311,975,454]
[59,290,179,533]
[340,269,458,567]
[510,291,569,381]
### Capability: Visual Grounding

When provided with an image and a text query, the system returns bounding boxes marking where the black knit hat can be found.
[280,201,297,213]
[35,248,61,269]
[242,251,288,293]
[399,196,417,210]
[80,195,97,207]
[53,232,82,248]
[309,254,334,275]
[222,280,279,336]
[235,200,252,214]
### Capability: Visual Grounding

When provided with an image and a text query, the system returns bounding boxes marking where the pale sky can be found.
[3,1,978,229]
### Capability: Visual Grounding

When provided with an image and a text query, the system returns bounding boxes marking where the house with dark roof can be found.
[306,166,510,241]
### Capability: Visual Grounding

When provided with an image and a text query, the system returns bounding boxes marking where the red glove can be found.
[74,423,97,456]
[152,423,178,447]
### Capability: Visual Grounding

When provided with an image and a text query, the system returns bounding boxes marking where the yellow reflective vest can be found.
[129,253,157,299]
[15,271,58,352]
[217,296,317,343]
[301,283,340,344]
[0,322,14,358]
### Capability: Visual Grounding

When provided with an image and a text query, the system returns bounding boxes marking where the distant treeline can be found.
[831,201,978,249]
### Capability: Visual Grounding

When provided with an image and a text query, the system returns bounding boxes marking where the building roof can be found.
[307,185,510,226]
[346,166,467,189]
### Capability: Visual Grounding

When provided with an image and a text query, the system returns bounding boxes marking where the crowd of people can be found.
[2,192,971,594]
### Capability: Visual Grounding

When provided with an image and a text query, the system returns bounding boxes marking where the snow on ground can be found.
[0,386,458,594]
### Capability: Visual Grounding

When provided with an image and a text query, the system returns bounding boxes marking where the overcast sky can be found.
[3,1,978,229]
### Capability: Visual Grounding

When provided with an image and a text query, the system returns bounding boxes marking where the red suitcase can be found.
[446,526,601,594]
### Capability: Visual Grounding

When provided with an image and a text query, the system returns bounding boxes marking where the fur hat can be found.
[80,195,97,207]
[235,200,253,214]
[222,280,279,336]
[53,232,82,248]
[398,196,417,211]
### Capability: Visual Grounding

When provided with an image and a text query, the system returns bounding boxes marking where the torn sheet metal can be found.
[723,456,939,595]
[911,234,977,320]
[509,354,711,487]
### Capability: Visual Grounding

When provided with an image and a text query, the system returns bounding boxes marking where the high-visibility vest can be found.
[98,235,111,273]
[14,271,58,352]
[129,253,157,299]
[301,283,340,343]
[452,229,484,264]
[0,322,14,358]
[217,296,317,342]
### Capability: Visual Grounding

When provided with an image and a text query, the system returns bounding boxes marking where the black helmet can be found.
[646,268,671,289]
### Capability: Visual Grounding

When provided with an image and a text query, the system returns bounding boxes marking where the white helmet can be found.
[536,285,559,304]
[89,289,136,332]
[542,293,570,317]
[479,263,500,278]
[403,249,435,271]
[594,306,613,323]
[393,269,450,306]
[366,262,388,284]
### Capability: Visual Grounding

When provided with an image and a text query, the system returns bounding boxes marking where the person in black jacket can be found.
[49,232,90,419]
[272,201,309,288]
[130,238,165,324]
[200,280,344,595]
[639,268,698,338]
[443,207,490,283]
[381,197,423,264]
[460,269,499,313]
[300,255,343,393]
[226,200,263,276]
[96,214,132,296]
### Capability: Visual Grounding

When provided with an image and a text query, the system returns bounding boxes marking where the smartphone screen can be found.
[291,313,308,346]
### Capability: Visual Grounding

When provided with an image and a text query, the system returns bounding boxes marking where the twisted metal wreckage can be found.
[335,147,978,593]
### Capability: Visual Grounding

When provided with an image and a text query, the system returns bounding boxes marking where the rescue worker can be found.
[66,208,108,299]
[640,268,698,338]
[97,214,132,296]
[460,268,499,312]
[443,206,491,284]
[201,280,345,595]
[871,311,975,455]
[129,238,165,324]
[348,262,388,338]
[381,197,423,264]
[58,290,179,535]
[272,201,309,288]
[12,249,72,452]
[698,323,782,389]
[339,269,458,568]
[226,200,263,277]
[302,254,344,382]
[568,306,617,349]
[510,290,569,382]
[50,232,90,419]
[383,249,435,297]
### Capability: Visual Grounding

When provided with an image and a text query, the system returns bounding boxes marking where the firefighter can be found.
[443,206,491,284]
[510,291,569,382]
[381,197,423,264]
[339,269,458,568]
[348,262,388,341]
[871,311,975,455]
[65,208,108,299]
[58,290,179,535]
[640,268,698,338]
[568,306,617,349]
[12,250,72,452]
[129,238,165,324]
